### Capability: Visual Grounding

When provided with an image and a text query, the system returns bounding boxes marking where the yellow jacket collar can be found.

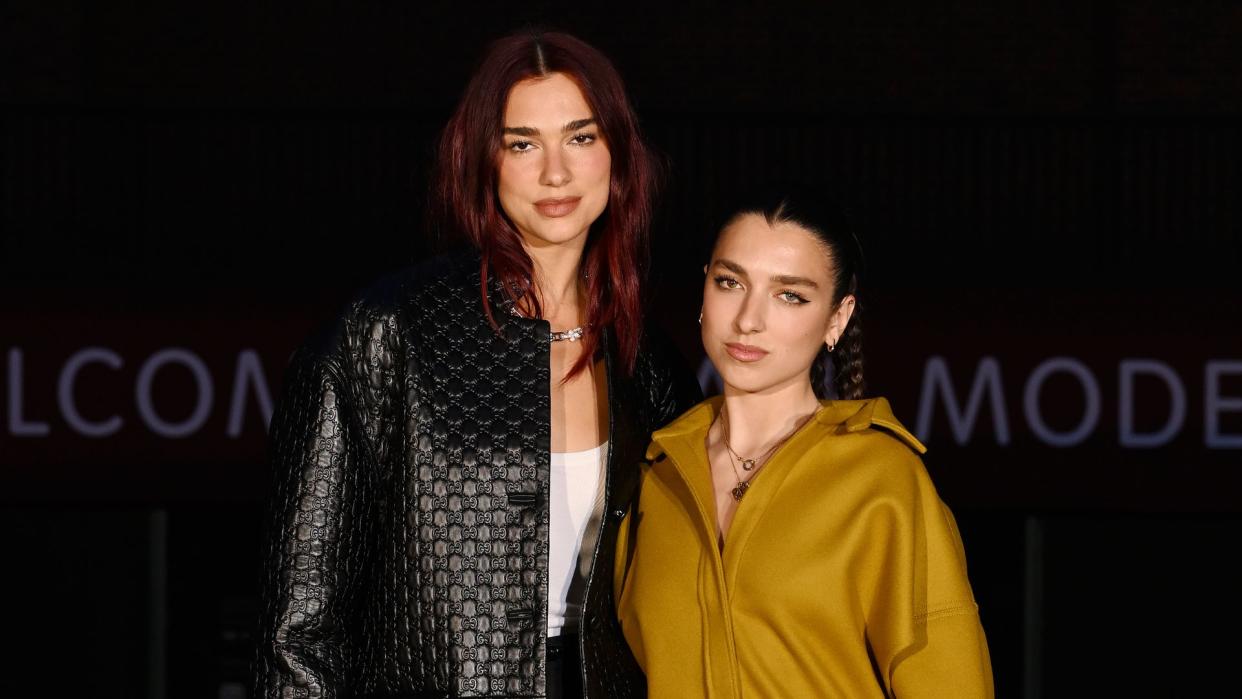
[646,395,926,461]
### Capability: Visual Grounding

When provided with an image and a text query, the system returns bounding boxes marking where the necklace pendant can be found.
[731,481,750,501]
[740,458,756,471]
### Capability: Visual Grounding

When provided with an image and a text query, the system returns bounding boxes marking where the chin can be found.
[712,362,774,395]
[714,359,811,397]
[720,378,780,395]
[525,219,592,247]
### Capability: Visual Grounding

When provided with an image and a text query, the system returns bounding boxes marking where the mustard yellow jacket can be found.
[615,396,993,698]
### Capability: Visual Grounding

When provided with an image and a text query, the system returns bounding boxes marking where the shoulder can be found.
[627,323,704,428]
[812,397,936,496]
[291,249,482,378]
[629,321,680,381]
[820,397,926,455]
[347,248,479,320]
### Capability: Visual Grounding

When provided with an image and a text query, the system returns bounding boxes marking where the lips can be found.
[725,342,768,362]
[534,196,581,218]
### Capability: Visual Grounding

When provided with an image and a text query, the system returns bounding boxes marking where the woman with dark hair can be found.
[615,188,993,697]
[255,30,699,698]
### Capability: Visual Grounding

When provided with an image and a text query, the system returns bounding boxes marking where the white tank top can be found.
[547,441,608,637]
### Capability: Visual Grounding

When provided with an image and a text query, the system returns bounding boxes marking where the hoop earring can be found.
[827,342,836,352]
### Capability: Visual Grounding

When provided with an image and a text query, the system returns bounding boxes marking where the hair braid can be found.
[832,314,865,400]
[810,345,831,399]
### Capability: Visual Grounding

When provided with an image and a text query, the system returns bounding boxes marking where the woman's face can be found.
[701,213,855,396]
[497,72,612,251]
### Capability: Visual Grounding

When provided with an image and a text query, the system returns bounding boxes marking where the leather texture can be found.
[255,251,701,698]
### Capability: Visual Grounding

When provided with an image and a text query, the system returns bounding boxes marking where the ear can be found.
[824,295,857,347]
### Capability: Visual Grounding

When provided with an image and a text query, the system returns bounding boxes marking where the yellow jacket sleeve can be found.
[872,465,994,698]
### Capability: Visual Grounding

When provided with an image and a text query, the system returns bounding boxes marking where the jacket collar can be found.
[646,395,925,461]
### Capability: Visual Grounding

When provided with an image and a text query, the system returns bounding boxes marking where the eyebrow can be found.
[773,274,819,288]
[502,117,597,137]
[713,258,820,288]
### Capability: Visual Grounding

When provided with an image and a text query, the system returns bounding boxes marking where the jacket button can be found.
[506,608,534,624]
[508,492,537,508]
[612,509,625,519]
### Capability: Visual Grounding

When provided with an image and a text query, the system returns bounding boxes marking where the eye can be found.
[507,140,536,153]
[777,290,809,305]
[713,275,742,290]
[569,132,597,146]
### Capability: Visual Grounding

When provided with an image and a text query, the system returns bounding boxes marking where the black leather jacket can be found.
[255,252,701,698]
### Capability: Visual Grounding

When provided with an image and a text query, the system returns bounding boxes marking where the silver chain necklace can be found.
[508,304,587,343]
[549,325,586,342]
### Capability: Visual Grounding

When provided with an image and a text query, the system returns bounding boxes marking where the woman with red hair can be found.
[256,30,699,698]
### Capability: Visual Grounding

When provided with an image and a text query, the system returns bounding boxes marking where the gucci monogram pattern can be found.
[255,252,699,698]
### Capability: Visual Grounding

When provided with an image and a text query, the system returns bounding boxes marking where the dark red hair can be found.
[433,30,659,378]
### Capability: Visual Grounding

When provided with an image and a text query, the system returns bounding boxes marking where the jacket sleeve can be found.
[887,500,994,698]
[870,460,994,699]
[254,340,374,698]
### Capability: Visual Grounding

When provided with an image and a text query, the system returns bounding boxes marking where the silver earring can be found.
[827,342,836,352]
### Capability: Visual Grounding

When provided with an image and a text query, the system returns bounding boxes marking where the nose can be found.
[540,146,572,187]
[733,290,765,335]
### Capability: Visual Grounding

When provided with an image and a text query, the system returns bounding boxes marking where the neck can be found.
[523,237,588,324]
[719,380,821,455]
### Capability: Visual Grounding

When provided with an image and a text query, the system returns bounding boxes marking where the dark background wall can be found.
[2,2,1240,697]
